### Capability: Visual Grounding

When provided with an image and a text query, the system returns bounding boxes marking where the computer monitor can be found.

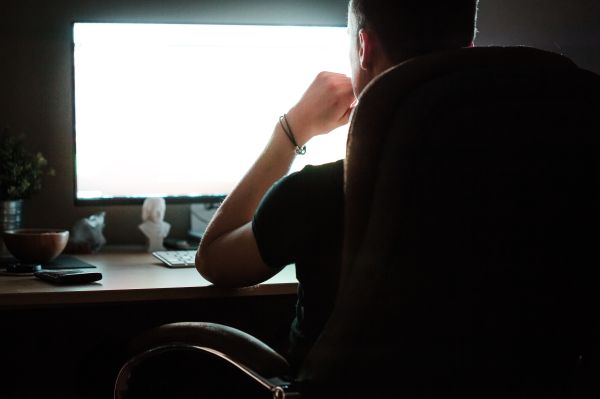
[72,22,350,205]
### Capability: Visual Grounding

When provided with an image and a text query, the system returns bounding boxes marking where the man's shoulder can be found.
[284,159,344,187]
[259,159,344,213]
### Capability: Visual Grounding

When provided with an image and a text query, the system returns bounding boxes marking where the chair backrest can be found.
[298,46,600,398]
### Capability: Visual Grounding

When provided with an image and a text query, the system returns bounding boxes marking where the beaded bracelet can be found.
[279,114,306,155]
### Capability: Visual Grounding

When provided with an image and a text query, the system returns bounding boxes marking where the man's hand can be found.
[285,72,356,146]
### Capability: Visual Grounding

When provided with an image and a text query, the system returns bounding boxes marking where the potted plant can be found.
[0,129,54,237]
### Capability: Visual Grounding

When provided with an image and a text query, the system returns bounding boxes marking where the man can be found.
[196,0,479,371]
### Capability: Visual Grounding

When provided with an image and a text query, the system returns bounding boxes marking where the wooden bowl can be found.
[2,228,69,263]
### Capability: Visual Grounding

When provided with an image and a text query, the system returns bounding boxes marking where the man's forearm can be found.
[200,120,298,247]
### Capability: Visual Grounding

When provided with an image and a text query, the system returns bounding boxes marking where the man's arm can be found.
[195,72,355,287]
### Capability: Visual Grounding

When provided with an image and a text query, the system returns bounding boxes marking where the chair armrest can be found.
[127,322,290,378]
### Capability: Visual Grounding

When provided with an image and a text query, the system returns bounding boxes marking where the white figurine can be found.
[70,211,107,252]
[139,197,171,252]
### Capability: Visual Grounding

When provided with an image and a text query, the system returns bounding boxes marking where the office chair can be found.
[114,46,600,398]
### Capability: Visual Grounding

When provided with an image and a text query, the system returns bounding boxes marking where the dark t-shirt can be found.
[252,159,344,369]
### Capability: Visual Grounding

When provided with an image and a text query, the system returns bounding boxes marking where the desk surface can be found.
[0,250,298,308]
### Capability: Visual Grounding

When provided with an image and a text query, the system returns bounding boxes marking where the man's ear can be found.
[358,28,372,71]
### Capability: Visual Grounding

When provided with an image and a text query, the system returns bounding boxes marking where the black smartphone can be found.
[6,263,42,273]
[34,270,103,284]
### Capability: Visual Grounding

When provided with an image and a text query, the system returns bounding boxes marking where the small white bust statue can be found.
[138,197,171,252]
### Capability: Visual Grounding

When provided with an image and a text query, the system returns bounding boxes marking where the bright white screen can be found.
[73,22,350,200]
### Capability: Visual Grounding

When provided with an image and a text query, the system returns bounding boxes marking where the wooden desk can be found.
[0,250,298,399]
[0,250,298,308]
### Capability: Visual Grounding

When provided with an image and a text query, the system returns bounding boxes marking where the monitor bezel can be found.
[71,20,347,206]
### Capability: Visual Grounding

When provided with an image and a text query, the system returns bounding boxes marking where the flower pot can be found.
[1,200,23,256]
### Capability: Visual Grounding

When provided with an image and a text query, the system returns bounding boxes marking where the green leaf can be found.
[0,130,53,200]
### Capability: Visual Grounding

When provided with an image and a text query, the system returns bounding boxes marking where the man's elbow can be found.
[195,249,234,287]
[195,249,217,283]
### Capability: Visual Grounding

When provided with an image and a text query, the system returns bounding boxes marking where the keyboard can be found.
[152,250,197,268]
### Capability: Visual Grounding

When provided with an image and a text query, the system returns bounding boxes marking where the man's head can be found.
[348,0,479,95]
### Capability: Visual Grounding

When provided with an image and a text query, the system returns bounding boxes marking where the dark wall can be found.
[476,0,600,72]
[1,0,599,245]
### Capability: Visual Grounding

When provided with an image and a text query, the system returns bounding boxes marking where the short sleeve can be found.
[252,160,344,269]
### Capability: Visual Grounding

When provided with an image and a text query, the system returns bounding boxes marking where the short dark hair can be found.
[350,0,479,63]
